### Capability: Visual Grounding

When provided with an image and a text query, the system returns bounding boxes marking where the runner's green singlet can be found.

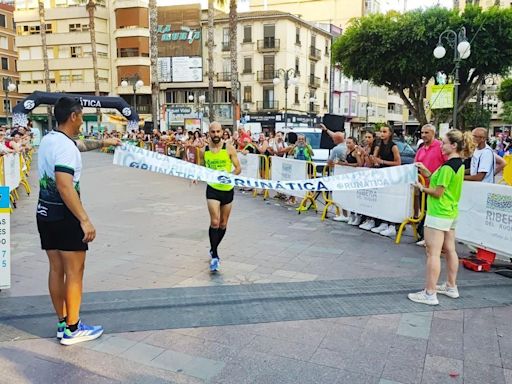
[204,143,234,191]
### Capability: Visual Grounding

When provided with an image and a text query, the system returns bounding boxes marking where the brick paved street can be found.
[1,151,511,384]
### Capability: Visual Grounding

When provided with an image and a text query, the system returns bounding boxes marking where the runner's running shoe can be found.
[60,321,104,346]
[210,257,220,272]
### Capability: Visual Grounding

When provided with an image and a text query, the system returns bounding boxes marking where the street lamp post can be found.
[121,75,144,113]
[433,27,471,129]
[303,91,316,127]
[273,69,298,129]
[2,77,16,128]
[188,93,206,130]
[479,76,497,114]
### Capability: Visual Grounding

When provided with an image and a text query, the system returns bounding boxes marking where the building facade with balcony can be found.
[0,3,22,127]
[14,0,152,131]
[158,9,332,131]
[113,0,151,121]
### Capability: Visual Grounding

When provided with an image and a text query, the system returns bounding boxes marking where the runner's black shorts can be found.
[206,185,234,206]
[37,214,88,251]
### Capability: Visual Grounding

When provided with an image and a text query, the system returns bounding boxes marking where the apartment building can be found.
[14,1,331,132]
[248,0,382,29]
[160,9,332,131]
[0,3,22,127]
[14,0,152,131]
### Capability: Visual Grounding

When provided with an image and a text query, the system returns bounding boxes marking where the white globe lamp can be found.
[433,45,446,59]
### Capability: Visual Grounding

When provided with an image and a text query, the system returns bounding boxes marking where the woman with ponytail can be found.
[409,130,465,306]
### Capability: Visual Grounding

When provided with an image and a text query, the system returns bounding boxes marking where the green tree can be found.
[460,102,491,129]
[501,102,512,124]
[498,78,512,103]
[332,6,512,127]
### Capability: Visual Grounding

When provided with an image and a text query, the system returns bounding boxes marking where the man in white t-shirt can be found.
[465,127,495,183]
[37,97,120,346]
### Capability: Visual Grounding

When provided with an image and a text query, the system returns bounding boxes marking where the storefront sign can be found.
[158,25,201,44]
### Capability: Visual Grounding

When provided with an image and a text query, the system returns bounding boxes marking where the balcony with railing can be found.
[217,72,232,82]
[309,46,321,61]
[257,100,279,111]
[257,38,280,53]
[221,41,230,51]
[257,70,279,83]
[309,75,320,88]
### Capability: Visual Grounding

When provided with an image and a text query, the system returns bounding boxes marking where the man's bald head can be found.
[209,121,222,131]
[472,127,488,149]
[332,131,345,145]
[473,127,488,137]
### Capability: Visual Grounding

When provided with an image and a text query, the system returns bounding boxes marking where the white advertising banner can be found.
[456,182,512,257]
[332,166,414,224]
[238,153,260,179]
[271,157,308,198]
[172,56,202,82]
[113,145,417,192]
[3,154,20,192]
[0,186,10,290]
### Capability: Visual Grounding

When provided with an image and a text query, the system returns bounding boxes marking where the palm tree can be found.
[149,0,159,129]
[38,0,53,130]
[86,0,101,124]
[207,0,215,122]
[229,0,238,132]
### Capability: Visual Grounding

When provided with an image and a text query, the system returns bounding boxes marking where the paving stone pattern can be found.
[0,152,510,384]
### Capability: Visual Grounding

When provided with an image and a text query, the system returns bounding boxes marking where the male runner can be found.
[37,97,120,345]
[200,122,241,272]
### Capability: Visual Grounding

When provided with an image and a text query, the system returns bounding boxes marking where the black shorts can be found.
[206,185,234,206]
[37,214,88,251]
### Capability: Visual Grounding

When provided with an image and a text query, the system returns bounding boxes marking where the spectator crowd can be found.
[95,123,510,243]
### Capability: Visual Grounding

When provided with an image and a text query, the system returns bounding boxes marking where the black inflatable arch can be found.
[12,91,140,130]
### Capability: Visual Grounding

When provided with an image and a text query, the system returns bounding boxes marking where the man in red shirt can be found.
[414,124,447,246]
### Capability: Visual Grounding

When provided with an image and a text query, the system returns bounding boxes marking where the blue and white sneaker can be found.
[57,320,66,339]
[60,321,104,346]
[210,257,220,272]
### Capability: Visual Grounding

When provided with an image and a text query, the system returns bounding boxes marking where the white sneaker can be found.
[436,283,459,298]
[351,215,362,226]
[371,223,388,233]
[347,214,355,225]
[333,215,349,222]
[408,290,439,305]
[380,225,396,238]
[359,219,375,230]
[416,239,426,247]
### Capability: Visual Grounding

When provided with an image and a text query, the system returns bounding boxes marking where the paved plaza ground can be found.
[0,151,511,384]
